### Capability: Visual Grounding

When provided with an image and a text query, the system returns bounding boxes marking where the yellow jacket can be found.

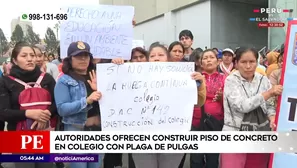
[266,64,279,77]
[255,67,267,76]
[266,51,280,77]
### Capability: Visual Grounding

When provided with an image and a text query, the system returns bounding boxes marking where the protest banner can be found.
[60,5,134,59]
[269,20,297,168]
[96,62,198,131]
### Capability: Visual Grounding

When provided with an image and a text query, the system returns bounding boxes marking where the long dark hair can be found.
[235,47,258,62]
[147,43,169,60]
[200,49,218,61]
[62,54,95,81]
[11,42,35,64]
[189,48,203,62]
[131,47,147,61]
[168,41,185,54]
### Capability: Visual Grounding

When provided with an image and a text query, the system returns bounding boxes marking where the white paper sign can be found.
[132,40,144,49]
[60,5,134,59]
[96,62,198,131]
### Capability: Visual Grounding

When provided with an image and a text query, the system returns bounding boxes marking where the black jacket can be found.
[0,67,57,130]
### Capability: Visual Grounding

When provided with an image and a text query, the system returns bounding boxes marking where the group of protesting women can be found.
[0,29,284,168]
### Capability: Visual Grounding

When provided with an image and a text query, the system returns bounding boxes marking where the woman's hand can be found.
[87,70,97,91]
[31,121,49,130]
[191,72,205,82]
[111,58,125,65]
[132,17,136,27]
[269,115,276,130]
[263,85,283,101]
[269,85,283,96]
[87,91,102,104]
[25,109,51,123]
[213,88,223,102]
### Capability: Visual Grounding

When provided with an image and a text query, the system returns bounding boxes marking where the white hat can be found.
[222,48,234,55]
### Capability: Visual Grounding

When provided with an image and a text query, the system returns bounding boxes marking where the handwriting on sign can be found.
[140,104,170,115]
[107,104,169,117]
[108,108,133,117]
[60,5,134,59]
[105,63,194,75]
[102,117,154,129]
[97,62,197,131]
[134,89,160,105]
[67,7,123,20]
[63,21,122,33]
[158,116,190,125]
[101,116,191,129]
[148,64,194,73]
[106,80,188,91]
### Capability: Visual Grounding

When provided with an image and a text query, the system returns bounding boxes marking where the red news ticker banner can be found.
[0,131,50,153]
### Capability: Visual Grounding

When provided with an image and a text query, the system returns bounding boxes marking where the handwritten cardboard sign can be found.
[60,5,134,59]
[96,62,198,131]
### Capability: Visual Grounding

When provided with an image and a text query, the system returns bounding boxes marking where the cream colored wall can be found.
[99,0,199,22]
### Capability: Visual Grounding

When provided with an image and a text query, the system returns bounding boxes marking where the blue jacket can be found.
[54,74,92,125]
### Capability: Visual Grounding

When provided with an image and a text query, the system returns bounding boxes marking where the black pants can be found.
[179,123,222,168]
[103,153,136,168]
[179,153,219,168]
[178,154,186,168]
[54,162,64,168]
[190,153,219,168]
[104,153,123,168]
[128,153,136,168]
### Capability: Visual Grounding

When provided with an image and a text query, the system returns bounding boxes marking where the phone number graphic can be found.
[21,13,68,21]
[53,156,96,162]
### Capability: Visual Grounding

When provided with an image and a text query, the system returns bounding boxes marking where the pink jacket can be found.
[192,71,226,127]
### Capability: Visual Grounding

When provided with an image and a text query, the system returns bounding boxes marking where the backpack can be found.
[8,73,55,130]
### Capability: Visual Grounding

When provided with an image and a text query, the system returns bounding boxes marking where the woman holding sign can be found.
[54,41,103,168]
[128,43,205,168]
[112,43,206,168]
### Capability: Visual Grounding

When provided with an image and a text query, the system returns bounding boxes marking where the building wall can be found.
[211,0,268,49]
[11,17,32,36]
[133,1,211,49]
[268,0,297,49]
[133,16,166,48]
[99,0,200,23]
[101,0,269,49]
[173,1,211,49]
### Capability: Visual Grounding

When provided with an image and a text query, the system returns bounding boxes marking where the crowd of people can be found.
[0,29,285,168]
